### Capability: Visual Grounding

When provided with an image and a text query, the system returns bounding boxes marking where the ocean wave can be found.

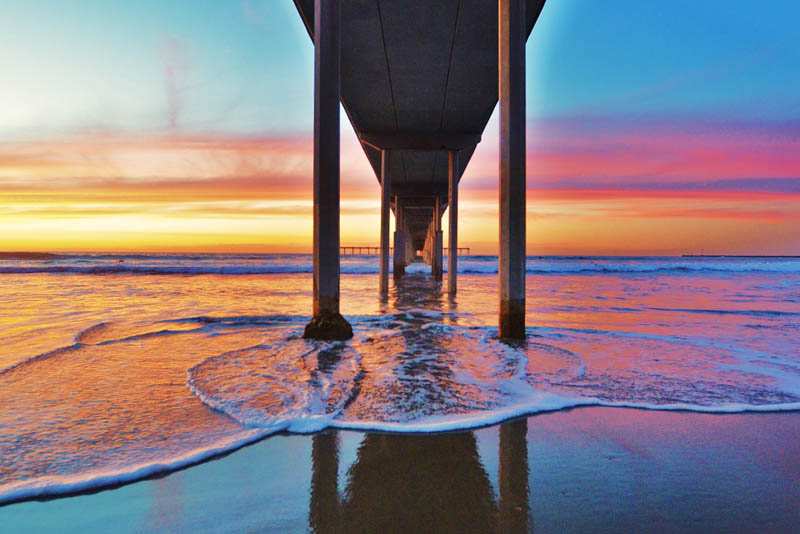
[0,429,272,506]
[2,259,799,276]
[0,344,83,376]
[186,316,800,434]
[646,307,800,317]
[0,252,66,261]
[327,398,800,434]
[0,264,315,275]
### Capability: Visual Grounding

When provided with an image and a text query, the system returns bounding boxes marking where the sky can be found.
[1,0,799,255]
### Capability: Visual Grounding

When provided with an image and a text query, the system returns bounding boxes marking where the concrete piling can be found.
[304,0,352,341]
[498,0,527,340]
[447,151,459,295]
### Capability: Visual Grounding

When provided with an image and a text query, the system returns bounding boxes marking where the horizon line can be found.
[1,250,798,259]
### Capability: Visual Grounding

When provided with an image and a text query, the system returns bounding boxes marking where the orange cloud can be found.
[1,119,799,255]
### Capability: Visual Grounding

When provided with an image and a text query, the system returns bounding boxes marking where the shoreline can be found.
[2,408,798,533]
[3,402,800,509]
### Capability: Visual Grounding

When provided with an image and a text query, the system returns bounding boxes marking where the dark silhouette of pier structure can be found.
[296,0,544,340]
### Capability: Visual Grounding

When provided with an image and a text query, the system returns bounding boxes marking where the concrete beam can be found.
[359,132,481,151]
[498,0,526,339]
[393,196,442,207]
[447,151,459,295]
[379,150,391,297]
[305,0,353,341]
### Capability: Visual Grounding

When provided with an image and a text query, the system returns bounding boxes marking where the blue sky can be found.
[530,0,800,120]
[0,1,311,138]
[3,0,798,139]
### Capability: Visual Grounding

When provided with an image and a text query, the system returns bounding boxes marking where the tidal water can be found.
[1,254,798,504]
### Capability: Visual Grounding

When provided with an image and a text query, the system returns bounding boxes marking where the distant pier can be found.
[341,246,470,256]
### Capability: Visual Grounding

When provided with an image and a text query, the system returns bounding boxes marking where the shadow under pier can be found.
[309,420,530,533]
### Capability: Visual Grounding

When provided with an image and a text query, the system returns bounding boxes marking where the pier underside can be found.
[295,0,544,339]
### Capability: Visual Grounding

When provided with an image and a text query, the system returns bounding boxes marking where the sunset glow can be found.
[3,119,798,254]
[1,0,798,254]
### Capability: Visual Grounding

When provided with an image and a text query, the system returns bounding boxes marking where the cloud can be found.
[161,37,190,131]
[0,132,311,190]
[2,123,798,254]
[0,127,381,202]
[463,114,800,193]
[240,0,271,27]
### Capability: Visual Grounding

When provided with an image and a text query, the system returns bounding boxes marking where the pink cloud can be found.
[463,115,800,191]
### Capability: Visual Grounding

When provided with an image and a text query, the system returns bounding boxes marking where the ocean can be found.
[1,254,799,504]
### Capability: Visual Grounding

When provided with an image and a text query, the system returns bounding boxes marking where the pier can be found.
[340,246,470,256]
[296,0,544,340]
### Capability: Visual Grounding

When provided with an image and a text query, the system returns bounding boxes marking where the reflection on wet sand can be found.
[310,420,530,533]
[311,274,531,532]
[500,419,530,533]
[310,431,340,532]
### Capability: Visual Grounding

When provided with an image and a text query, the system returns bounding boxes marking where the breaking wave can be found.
[2,307,799,506]
[2,254,799,276]
[185,313,800,434]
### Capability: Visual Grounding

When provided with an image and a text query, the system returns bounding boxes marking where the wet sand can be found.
[2,407,798,533]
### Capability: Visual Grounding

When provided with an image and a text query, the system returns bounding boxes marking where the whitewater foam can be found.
[185,313,800,435]
[0,429,272,506]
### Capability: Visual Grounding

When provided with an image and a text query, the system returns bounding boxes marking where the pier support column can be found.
[379,150,391,297]
[498,0,526,339]
[304,0,352,340]
[423,227,430,264]
[393,197,406,279]
[447,151,459,295]
[432,197,443,281]
[405,222,415,265]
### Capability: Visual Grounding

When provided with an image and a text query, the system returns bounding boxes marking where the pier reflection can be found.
[391,273,444,311]
[500,419,530,533]
[310,420,530,533]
